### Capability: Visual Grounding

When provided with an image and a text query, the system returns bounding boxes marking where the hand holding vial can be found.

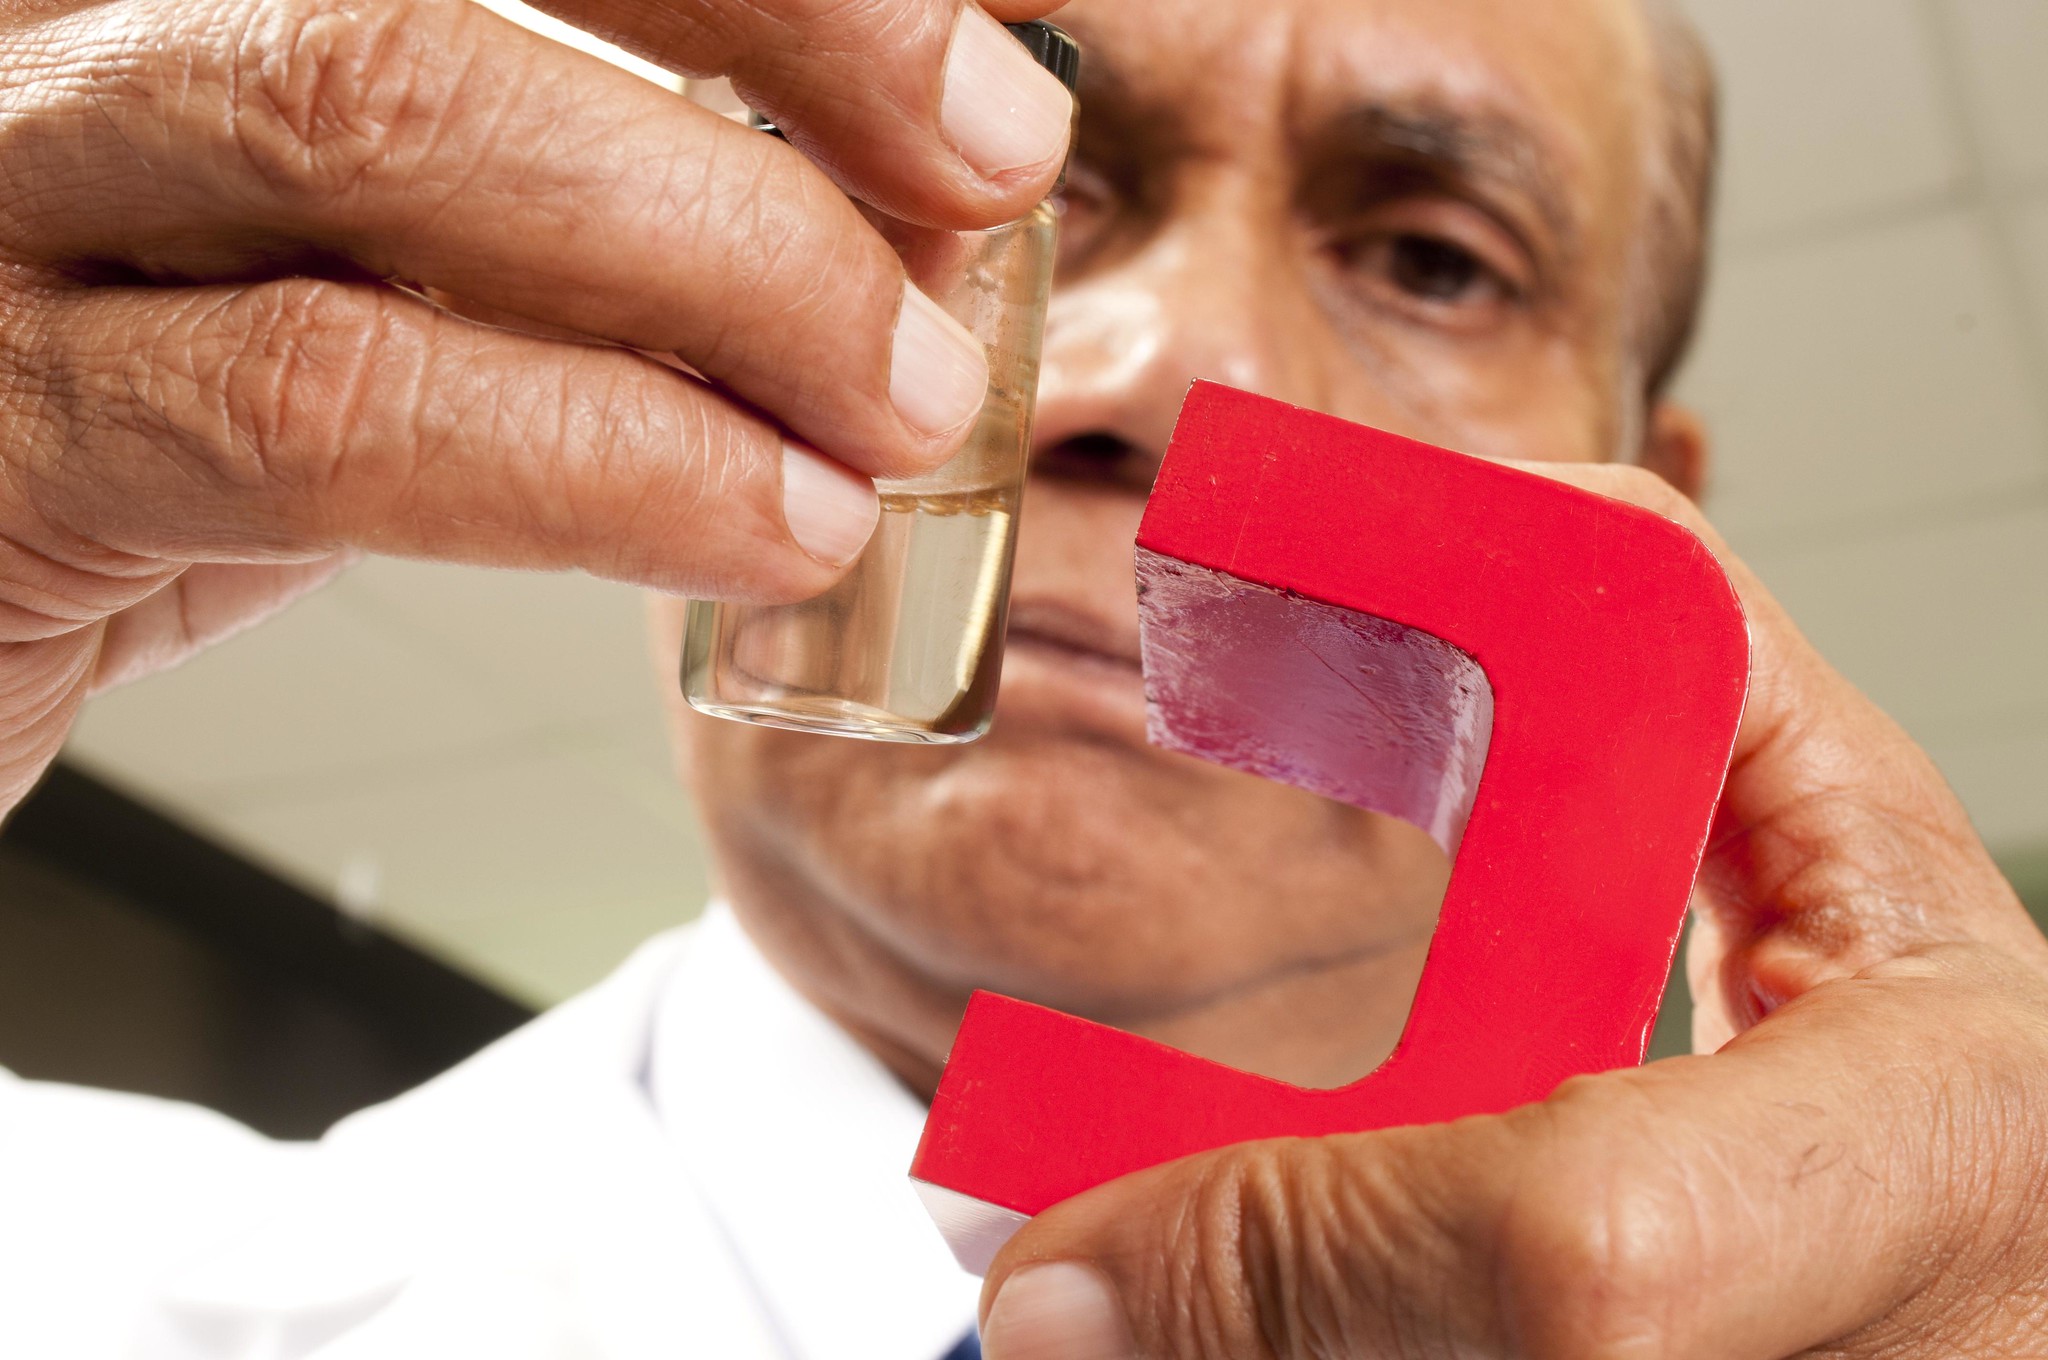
[685,24,1080,744]
[0,0,1072,818]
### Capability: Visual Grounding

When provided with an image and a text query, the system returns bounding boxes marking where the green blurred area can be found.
[2003,844,2048,925]
[1647,844,2048,1062]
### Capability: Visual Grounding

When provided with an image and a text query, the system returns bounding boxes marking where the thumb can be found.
[976,1116,1528,1360]
[977,946,2048,1360]
[976,1262,1134,1360]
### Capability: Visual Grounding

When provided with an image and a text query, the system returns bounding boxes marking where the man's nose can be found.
[1032,213,1334,486]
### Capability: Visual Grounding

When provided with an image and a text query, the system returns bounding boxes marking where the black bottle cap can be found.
[1005,20,1082,94]
[749,20,1080,137]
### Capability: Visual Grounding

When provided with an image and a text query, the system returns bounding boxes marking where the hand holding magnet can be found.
[912,382,1750,1273]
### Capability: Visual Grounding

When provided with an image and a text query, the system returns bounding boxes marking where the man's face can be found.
[657,0,1675,1089]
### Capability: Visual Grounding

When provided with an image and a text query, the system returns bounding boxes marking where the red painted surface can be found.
[912,383,1750,1260]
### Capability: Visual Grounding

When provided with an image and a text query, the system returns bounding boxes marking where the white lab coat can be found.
[0,908,982,1360]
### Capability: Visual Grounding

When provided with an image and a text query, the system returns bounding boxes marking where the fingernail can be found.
[891,282,989,442]
[981,1263,1136,1360]
[940,6,1074,178]
[781,441,878,567]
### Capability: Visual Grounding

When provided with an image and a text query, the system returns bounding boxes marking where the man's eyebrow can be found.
[1317,102,1579,255]
[1063,42,1580,261]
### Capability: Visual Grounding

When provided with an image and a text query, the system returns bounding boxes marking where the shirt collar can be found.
[648,905,981,1360]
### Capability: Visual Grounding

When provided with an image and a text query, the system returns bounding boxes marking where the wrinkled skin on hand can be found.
[0,0,1070,813]
[980,462,2048,1360]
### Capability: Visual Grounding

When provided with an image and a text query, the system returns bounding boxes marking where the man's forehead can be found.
[1056,0,1653,211]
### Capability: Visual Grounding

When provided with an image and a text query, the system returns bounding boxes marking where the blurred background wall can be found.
[5,0,2044,1105]
[1672,0,2048,912]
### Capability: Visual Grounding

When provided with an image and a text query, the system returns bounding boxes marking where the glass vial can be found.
[681,22,1078,745]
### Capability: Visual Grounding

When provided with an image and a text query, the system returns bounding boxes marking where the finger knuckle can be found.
[13,279,387,555]
[552,357,717,559]
[181,281,392,520]
[1497,1093,1706,1359]
[219,0,437,207]
[0,278,54,407]
[543,356,774,586]
[665,148,798,367]
[38,297,235,510]
[0,25,126,254]
[1232,1142,1360,1360]
[685,144,896,373]
[731,0,922,50]
[1146,1140,1437,1360]
[1140,1149,1286,1360]
[0,313,180,634]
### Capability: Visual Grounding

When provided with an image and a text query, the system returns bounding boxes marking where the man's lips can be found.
[998,599,1152,742]
[1006,599,1143,671]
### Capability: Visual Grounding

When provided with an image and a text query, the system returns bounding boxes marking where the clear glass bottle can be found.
[681,23,1076,745]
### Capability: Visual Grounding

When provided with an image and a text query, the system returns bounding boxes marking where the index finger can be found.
[10,0,992,481]
[522,0,1076,228]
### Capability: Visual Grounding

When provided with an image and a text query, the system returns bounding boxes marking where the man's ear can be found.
[1639,400,1709,502]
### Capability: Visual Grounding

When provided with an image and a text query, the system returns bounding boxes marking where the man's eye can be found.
[1053,161,1122,270]
[1386,234,1487,302]
[1330,224,1522,331]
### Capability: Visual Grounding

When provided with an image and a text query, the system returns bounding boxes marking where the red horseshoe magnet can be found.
[912,382,1751,1273]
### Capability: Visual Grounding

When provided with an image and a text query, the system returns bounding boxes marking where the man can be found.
[1,3,2044,1360]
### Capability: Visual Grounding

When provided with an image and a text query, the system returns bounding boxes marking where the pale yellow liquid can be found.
[682,204,1053,743]
[682,485,1019,743]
